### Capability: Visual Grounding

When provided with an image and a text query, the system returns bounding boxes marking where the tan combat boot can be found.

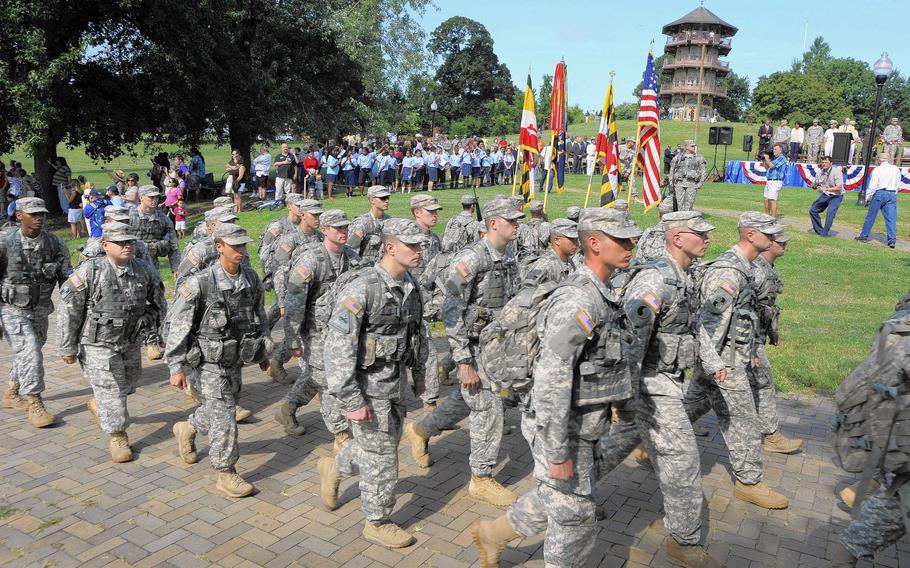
[27,395,55,428]
[763,430,804,454]
[468,474,517,507]
[215,470,254,498]
[274,401,306,436]
[472,516,518,568]
[234,405,253,422]
[172,421,198,464]
[109,432,132,463]
[333,430,351,454]
[405,421,431,468]
[146,343,163,361]
[362,520,414,548]
[86,398,101,430]
[265,358,290,384]
[631,445,650,464]
[1,381,29,411]
[840,479,880,509]
[733,481,789,509]
[317,456,340,510]
[665,539,723,568]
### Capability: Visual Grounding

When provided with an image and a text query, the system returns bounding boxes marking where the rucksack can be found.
[832,310,910,478]
[477,279,565,392]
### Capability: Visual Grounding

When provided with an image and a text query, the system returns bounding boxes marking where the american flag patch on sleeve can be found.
[642,291,661,312]
[343,297,363,316]
[719,281,736,296]
[455,261,471,278]
[575,309,595,334]
[178,284,193,299]
[69,272,85,290]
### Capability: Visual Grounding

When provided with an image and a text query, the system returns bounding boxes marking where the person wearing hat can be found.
[565,206,581,222]
[102,167,127,192]
[128,185,181,273]
[257,193,305,282]
[276,209,361,442]
[406,195,521,507]
[520,218,578,288]
[591,210,727,567]
[683,211,790,511]
[83,189,109,238]
[78,206,152,267]
[516,199,549,264]
[348,185,391,264]
[667,140,708,212]
[634,199,676,263]
[442,195,479,252]
[58,222,165,463]
[175,208,240,286]
[472,207,643,568]
[771,118,792,159]
[0,197,71,427]
[266,199,324,383]
[317,218,429,549]
[882,117,904,164]
[805,119,825,164]
[167,223,271,498]
[620,138,637,189]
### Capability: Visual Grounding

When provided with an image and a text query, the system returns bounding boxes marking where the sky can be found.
[419,0,909,109]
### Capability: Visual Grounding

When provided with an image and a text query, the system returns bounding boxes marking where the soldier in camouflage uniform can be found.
[565,206,581,222]
[317,218,428,549]
[751,230,803,454]
[167,224,271,498]
[78,206,151,266]
[882,117,903,163]
[520,219,577,288]
[472,208,642,568]
[175,208,239,285]
[347,185,391,264]
[405,196,521,507]
[683,211,790,510]
[129,185,181,271]
[771,119,792,158]
[805,119,825,164]
[0,198,71,427]
[258,193,304,287]
[58,223,165,463]
[633,200,675,263]
[275,209,360,443]
[185,196,235,252]
[667,140,708,211]
[593,211,725,568]
[515,199,549,263]
[442,195,479,252]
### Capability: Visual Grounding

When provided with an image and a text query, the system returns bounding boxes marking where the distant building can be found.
[660,6,737,122]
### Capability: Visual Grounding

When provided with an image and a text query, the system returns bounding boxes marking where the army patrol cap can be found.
[204,207,238,222]
[613,199,629,213]
[577,208,643,239]
[296,199,324,214]
[320,209,351,228]
[658,200,675,214]
[102,222,138,242]
[662,210,715,232]
[461,195,478,206]
[772,231,791,243]
[683,139,696,147]
[367,185,391,198]
[812,118,819,124]
[738,211,784,235]
[381,218,427,245]
[566,206,581,221]
[410,194,442,211]
[528,199,544,213]
[549,218,578,239]
[16,197,49,215]
[483,196,524,220]
[212,196,233,207]
[285,193,303,205]
[105,205,131,222]
[138,185,161,198]
[212,223,254,245]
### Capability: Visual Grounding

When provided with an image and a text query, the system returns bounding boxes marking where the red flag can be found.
[549,60,566,132]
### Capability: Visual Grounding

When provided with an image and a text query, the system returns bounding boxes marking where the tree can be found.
[810,58,875,123]
[791,37,832,74]
[536,74,553,130]
[429,17,514,123]
[752,71,851,123]
[715,72,751,121]
[484,98,520,136]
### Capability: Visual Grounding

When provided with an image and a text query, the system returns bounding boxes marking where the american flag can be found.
[636,52,662,210]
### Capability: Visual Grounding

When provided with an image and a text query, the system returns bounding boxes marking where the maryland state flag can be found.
[549,60,567,193]
[595,83,621,207]
[518,75,539,203]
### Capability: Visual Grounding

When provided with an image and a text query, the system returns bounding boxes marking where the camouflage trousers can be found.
[884,143,901,162]
[507,437,598,568]
[188,362,241,472]
[419,322,441,404]
[684,366,763,484]
[80,343,141,434]
[0,304,50,395]
[748,345,780,435]
[673,185,698,211]
[839,484,910,558]
[806,141,822,163]
[335,399,404,523]
[284,352,348,435]
[422,382,503,476]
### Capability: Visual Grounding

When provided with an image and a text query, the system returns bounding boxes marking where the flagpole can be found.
[510,150,521,197]
[625,123,644,205]
[542,132,556,212]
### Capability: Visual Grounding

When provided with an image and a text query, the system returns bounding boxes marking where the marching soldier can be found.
[520,218,577,288]
[167,223,271,498]
[347,185,391,264]
[405,195,521,507]
[442,195,479,252]
[882,117,903,163]
[0,198,71,427]
[805,119,825,163]
[58,223,165,463]
[128,185,181,272]
[317,218,428,549]
[683,212,790,510]
[175,208,239,285]
[515,199,549,264]
[634,200,675,263]
[471,208,642,568]
[187,196,235,250]
[667,141,708,211]
[258,193,304,286]
[275,209,360,442]
[78,206,151,266]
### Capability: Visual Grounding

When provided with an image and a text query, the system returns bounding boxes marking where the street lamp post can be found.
[857,52,894,205]
[430,100,438,136]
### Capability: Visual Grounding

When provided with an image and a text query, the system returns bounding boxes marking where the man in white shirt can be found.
[823,120,838,158]
[856,154,902,248]
[585,139,597,176]
[252,145,272,200]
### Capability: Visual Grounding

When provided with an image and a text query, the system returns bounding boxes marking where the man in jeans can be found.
[274,143,294,203]
[761,144,787,218]
[856,154,902,248]
[808,156,845,236]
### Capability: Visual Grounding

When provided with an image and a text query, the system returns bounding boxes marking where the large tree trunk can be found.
[32,135,63,217]
[228,120,253,187]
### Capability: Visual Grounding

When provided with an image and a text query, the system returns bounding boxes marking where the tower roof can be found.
[662,6,737,36]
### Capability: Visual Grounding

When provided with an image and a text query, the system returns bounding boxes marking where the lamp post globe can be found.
[430,100,438,135]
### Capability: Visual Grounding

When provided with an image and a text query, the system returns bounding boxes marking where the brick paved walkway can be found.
[0,328,906,567]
